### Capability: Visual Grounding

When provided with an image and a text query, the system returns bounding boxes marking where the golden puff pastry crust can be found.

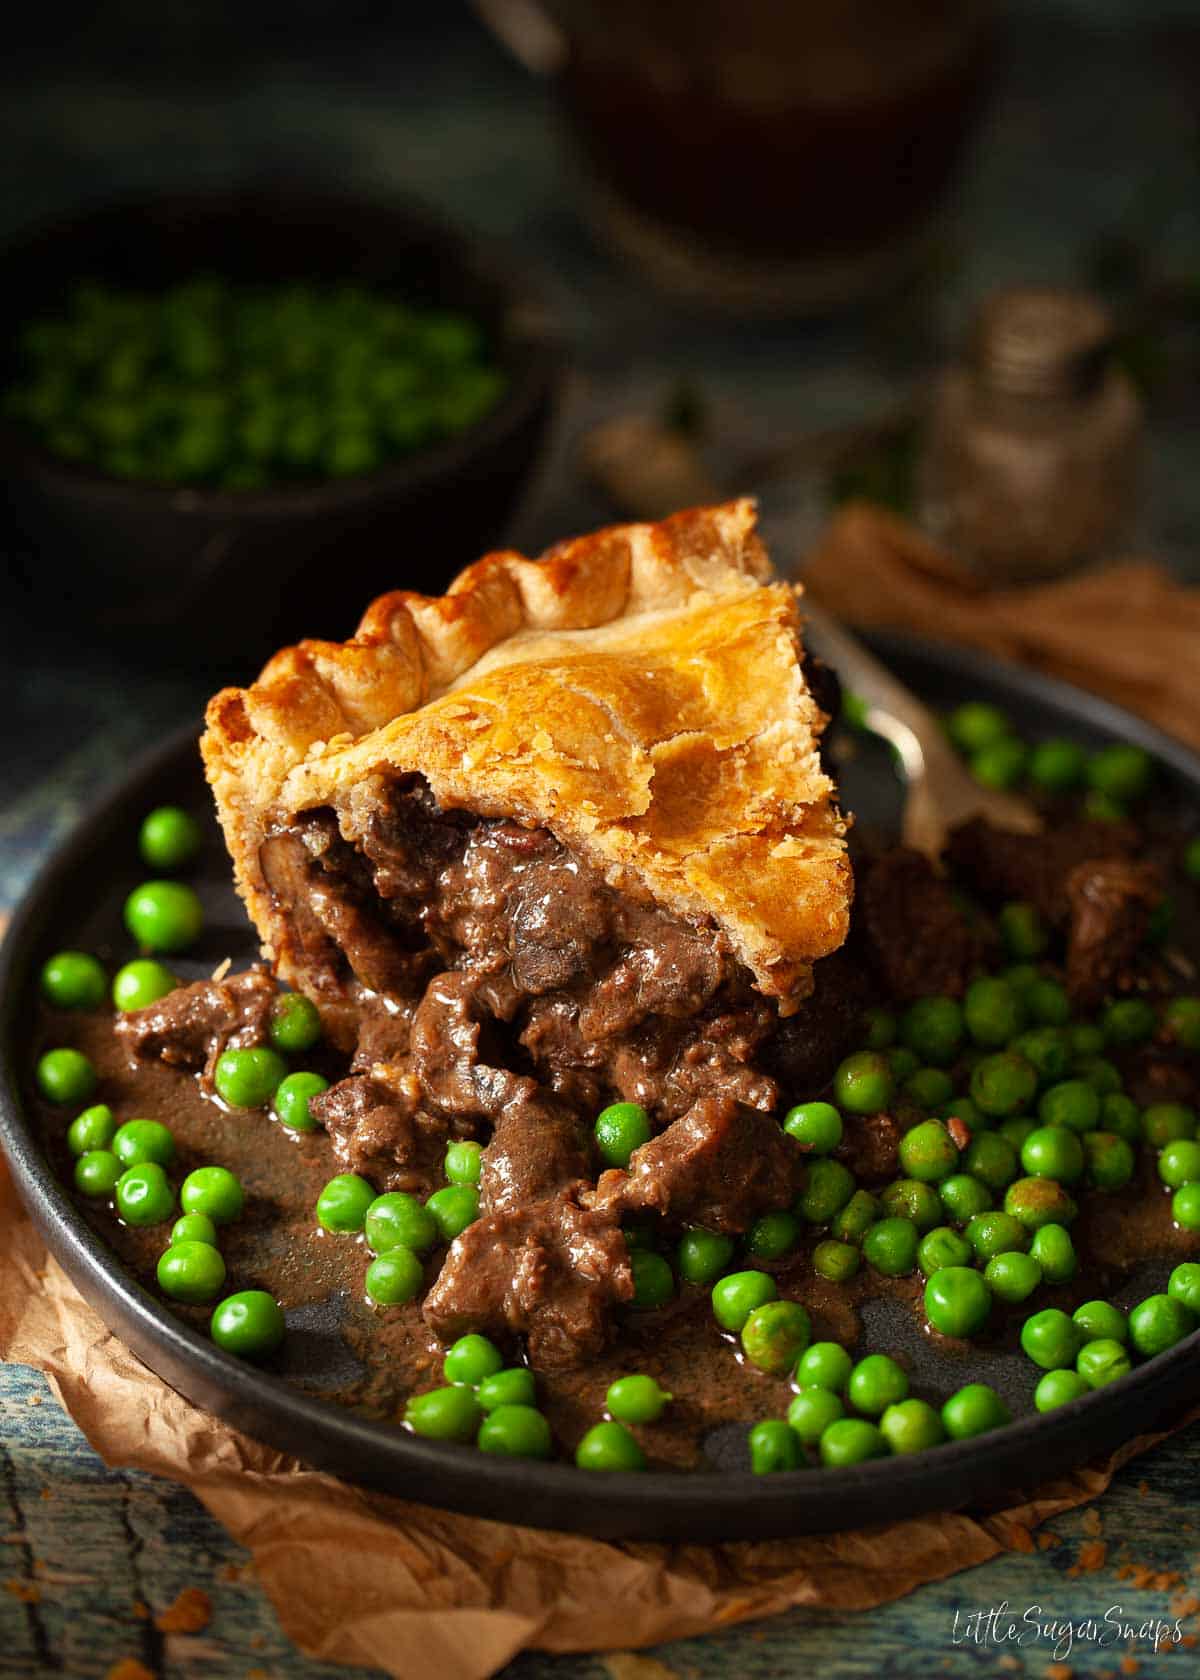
[202,499,851,1014]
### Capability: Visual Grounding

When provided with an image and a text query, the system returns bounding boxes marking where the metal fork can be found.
[801,601,1041,859]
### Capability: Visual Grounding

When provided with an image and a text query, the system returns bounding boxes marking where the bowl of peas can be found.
[0,187,562,664]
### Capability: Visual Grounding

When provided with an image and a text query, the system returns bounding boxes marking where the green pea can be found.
[676,1228,735,1287]
[998,1116,1038,1153]
[862,1217,920,1277]
[1075,1056,1123,1097]
[1034,1369,1090,1411]
[1038,1080,1100,1134]
[1172,1185,1200,1230]
[879,1179,941,1232]
[171,1212,218,1247]
[965,978,1026,1048]
[741,1300,812,1374]
[1029,739,1087,793]
[881,1398,945,1455]
[941,1383,1010,1440]
[984,1250,1042,1303]
[575,1420,646,1472]
[1011,1028,1071,1084]
[1076,1337,1132,1389]
[796,1158,856,1223]
[115,1163,175,1226]
[138,806,202,872]
[888,1046,921,1082]
[744,1209,800,1260]
[938,1174,993,1224]
[1002,963,1040,997]
[112,959,176,1012]
[1087,743,1152,802]
[74,1149,122,1197]
[270,1071,328,1134]
[942,1096,988,1133]
[316,1174,375,1234]
[123,880,204,953]
[180,1166,244,1226]
[1167,1262,1200,1317]
[903,1068,955,1111]
[818,1417,888,1466]
[1099,1094,1141,1144]
[966,1210,1029,1261]
[423,1185,478,1243]
[1158,1138,1200,1189]
[364,1192,437,1255]
[898,1120,959,1183]
[365,1248,424,1305]
[67,1103,116,1156]
[812,1238,860,1282]
[112,1118,175,1169]
[606,1374,672,1424]
[947,701,1011,754]
[833,1051,894,1115]
[782,1101,843,1154]
[1164,997,1200,1052]
[1128,1293,1195,1358]
[1021,1307,1082,1370]
[1102,997,1157,1047]
[1073,1300,1128,1344]
[747,1419,800,1475]
[1141,1103,1196,1148]
[971,1052,1037,1118]
[795,1341,854,1392]
[712,1270,778,1332]
[36,1047,97,1105]
[831,1189,879,1244]
[443,1333,503,1386]
[1069,1022,1105,1057]
[847,1353,908,1416]
[40,950,107,1010]
[899,997,965,1067]
[787,1387,844,1446]
[444,1141,483,1186]
[477,1367,536,1412]
[1021,1124,1084,1184]
[594,1101,651,1168]
[862,1008,896,1050]
[918,1226,973,1276]
[213,1046,288,1110]
[1026,980,1071,1028]
[1029,1222,1076,1283]
[963,1133,1019,1192]
[157,1240,226,1303]
[999,902,1048,960]
[1004,1177,1078,1231]
[268,992,323,1054]
[477,1404,552,1460]
[972,738,1028,790]
[404,1384,482,1441]
[629,1250,674,1310]
[924,1266,991,1337]
[210,1291,285,1360]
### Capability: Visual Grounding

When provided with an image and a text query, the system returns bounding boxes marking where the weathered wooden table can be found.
[4,6,1200,1675]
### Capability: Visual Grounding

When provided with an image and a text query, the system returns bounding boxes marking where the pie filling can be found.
[252,773,813,1365]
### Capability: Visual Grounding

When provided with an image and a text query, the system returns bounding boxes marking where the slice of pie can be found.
[202,500,852,1366]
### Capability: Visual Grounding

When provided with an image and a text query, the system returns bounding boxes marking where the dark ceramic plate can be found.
[2,634,1199,1542]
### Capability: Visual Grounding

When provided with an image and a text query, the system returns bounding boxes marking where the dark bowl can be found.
[0,187,563,665]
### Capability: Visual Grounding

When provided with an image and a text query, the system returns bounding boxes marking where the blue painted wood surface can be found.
[3,6,1200,1675]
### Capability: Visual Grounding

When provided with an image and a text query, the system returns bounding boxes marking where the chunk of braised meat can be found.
[422,1188,633,1370]
[765,948,869,1095]
[587,1093,804,1233]
[310,1072,459,1194]
[114,965,275,1082]
[857,849,982,1001]
[947,816,1140,924]
[835,1112,901,1186]
[1065,856,1165,1008]
[480,1090,592,1213]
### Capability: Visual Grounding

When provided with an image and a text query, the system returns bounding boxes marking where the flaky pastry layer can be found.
[202,500,851,1013]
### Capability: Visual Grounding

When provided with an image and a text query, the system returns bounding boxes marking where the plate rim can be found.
[2,632,1199,1541]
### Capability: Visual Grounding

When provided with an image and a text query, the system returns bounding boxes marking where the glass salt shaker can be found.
[918,287,1142,583]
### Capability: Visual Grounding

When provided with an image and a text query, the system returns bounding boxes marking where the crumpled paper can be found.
[801,504,1200,752]
[2,1157,1196,1680]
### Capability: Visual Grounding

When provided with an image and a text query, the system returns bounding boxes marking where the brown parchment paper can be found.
[2,1158,1197,1680]
[801,504,1200,752]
